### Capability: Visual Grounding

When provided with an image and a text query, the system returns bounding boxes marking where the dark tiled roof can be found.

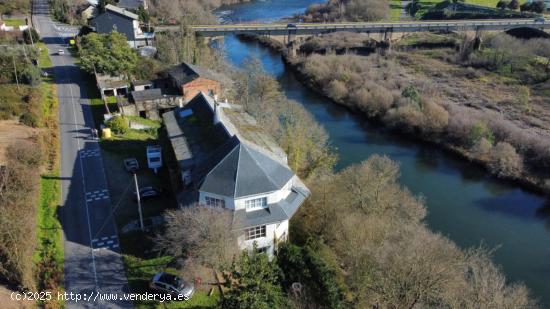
[115,0,145,10]
[166,63,219,86]
[197,138,294,198]
[133,80,152,86]
[104,4,138,19]
[131,88,164,102]
[232,187,310,228]
[163,110,194,170]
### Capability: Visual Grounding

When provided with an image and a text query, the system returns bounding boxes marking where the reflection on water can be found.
[217,5,550,306]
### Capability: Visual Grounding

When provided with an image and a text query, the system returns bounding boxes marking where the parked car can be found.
[149,272,194,300]
[57,49,64,55]
[134,186,161,201]
[124,157,139,173]
[535,17,546,23]
[287,23,297,28]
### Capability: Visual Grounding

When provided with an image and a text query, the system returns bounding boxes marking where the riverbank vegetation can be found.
[149,56,538,307]
[301,0,390,22]
[285,32,550,193]
[290,156,536,308]
[147,0,251,24]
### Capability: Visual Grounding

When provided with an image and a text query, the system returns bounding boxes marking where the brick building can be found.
[164,63,221,102]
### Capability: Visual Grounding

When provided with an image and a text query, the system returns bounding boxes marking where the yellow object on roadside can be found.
[69,39,75,45]
[102,127,112,139]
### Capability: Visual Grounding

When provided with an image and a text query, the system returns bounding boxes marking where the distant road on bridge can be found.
[156,19,549,37]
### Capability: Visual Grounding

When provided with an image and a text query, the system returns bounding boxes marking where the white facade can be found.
[197,177,296,257]
[198,177,294,211]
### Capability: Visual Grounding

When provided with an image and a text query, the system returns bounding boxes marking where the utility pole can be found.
[93,63,111,115]
[13,55,19,90]
[133,172,144,231]
[29,27,35,46]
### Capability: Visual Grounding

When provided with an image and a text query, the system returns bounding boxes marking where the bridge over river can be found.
[157,19,550,37]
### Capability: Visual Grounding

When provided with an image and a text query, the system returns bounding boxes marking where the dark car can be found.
[133,186,161,201]
[149,272,194,300]
[124,157,139,173]
[287,23,297,28]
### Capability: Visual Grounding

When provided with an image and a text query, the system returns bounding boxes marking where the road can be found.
[32,1,132,308]
[157,18,550,36]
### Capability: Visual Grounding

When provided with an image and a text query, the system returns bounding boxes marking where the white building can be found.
[163,92,310,257]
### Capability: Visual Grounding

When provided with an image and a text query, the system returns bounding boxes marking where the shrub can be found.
[516,86,531,112]
[489,142,523,178]
[421,98,449,134]
[277,243,347,309]
[325,79,348,102]
[107,115,129,134]
[469,122,494,146]
[350,87,393,117]
[20,90,42,127]
[508,0,519,9]
[496,0,508,9]
[20,65,41,86]
[402,85,421,103]
[471,137,493,160]
[385,104,425,133]
[23,28,40,45]
[520,1,545,12]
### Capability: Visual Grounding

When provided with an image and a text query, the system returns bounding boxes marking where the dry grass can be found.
[0,120,39,165]
[0,286,34,309]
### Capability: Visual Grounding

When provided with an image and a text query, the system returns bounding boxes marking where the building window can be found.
[244,225,266,240]
[205,196,225,208]
[257,246,269,254]
[245,197,267,211]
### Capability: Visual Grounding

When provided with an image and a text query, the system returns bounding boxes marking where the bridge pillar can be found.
[287,40,298,58]
[473,35,482,51]
[472,28,483,51]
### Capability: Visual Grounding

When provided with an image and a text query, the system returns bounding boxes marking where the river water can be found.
[216,0,550,306]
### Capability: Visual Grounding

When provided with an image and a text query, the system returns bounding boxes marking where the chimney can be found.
[213,101,221,125]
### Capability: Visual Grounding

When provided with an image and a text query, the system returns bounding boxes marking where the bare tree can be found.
[155,205,239,270]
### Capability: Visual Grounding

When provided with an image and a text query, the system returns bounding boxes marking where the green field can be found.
[3,18,26,26]
[390,0,403,21]
[464,0,528,7]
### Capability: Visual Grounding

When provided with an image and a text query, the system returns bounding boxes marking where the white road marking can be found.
[85,190,110,202]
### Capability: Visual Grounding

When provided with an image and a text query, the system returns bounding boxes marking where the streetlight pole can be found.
[133,172,144,231]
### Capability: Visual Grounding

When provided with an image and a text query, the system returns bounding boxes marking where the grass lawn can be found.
[34,42,64,307]
[127,115,162,129]
[3,18,26,26]
[463,0,527,7]
[124,254,220,309]
[389,0,403,21]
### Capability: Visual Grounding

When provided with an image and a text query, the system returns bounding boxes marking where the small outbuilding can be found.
[96,73,128,97]
[121,88,183,120]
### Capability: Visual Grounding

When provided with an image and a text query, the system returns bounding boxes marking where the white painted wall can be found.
[233,177,294,211]
[237,220,289,257]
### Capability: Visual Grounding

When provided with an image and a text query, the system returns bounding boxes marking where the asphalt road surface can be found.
[32,1,132,308]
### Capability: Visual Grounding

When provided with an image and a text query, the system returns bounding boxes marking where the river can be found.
[216,0,550,306]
